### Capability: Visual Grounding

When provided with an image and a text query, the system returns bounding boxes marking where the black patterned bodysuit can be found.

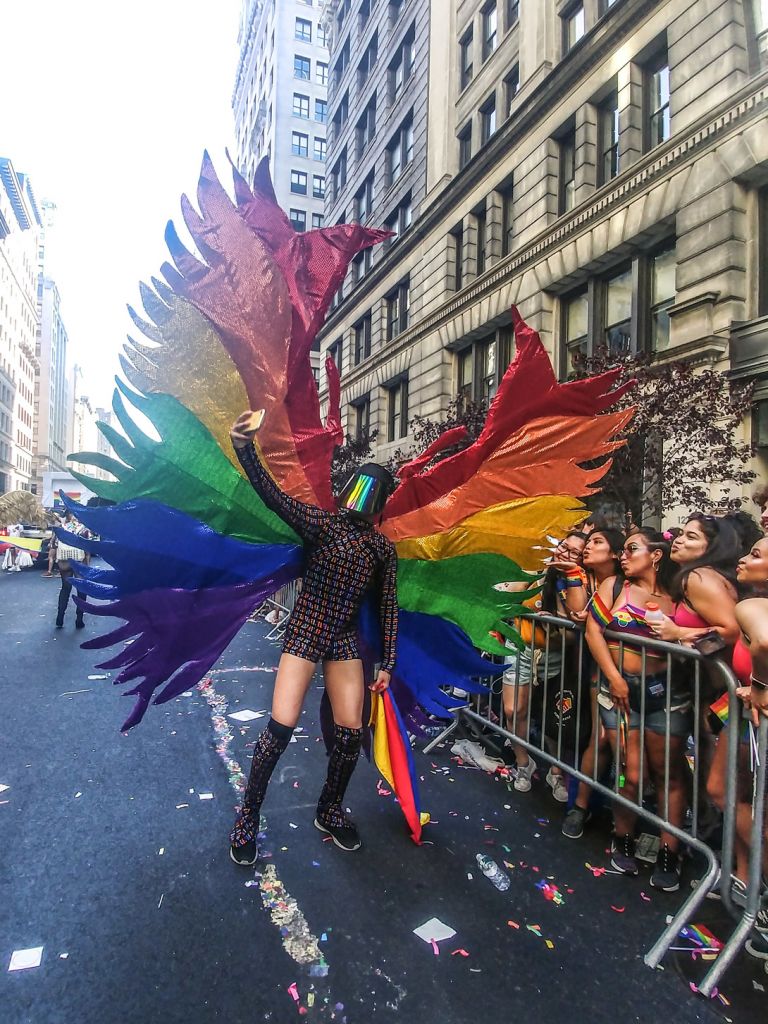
[236,443,398,670]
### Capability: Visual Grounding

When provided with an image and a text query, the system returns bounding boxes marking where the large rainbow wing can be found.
[68,156,389,730]
[374,308,633,720]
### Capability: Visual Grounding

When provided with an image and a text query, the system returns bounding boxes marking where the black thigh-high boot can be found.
[314,724,363,851]
[230,718,293,862]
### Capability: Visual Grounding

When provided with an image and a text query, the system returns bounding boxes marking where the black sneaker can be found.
[610,834,639,875]
[229,840,258,866]
[650,844,682,892]
[314,815,362,852]
[561,806,590,840]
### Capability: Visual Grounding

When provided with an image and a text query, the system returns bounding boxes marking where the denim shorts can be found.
[598,672,692,738]
[503,648,562,688]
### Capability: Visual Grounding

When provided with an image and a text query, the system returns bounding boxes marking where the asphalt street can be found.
[1,568,765,1023]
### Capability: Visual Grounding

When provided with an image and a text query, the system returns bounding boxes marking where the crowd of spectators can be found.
[488,496,768,964]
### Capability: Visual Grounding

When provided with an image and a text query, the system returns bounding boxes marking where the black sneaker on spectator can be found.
[650,844,682,892]
[610,834,639,875]
[230,840,258,866]
[561,806,591,840]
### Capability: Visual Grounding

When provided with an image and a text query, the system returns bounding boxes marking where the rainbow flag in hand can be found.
[370,690,430,844]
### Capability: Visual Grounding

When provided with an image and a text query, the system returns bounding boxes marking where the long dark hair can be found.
[540,530,587,612]
[670,513,740,603]
[721,511,762,558]
[625,526,675,595]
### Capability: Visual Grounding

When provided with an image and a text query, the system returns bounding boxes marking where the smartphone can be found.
[692,630,726,656]
[245,409,265,432]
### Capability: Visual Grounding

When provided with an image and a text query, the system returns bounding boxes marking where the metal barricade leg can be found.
[423,707,468,755]
[698,717,768,996]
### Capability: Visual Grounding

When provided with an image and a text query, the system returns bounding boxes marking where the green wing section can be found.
[68,384,300,547]
[397,552,540,656]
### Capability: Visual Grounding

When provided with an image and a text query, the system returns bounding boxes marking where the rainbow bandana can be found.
[337,463,395,517]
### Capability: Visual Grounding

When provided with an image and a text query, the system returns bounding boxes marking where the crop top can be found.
[589,582,658,658]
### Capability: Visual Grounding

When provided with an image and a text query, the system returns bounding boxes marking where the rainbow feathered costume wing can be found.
[64,155,632,732]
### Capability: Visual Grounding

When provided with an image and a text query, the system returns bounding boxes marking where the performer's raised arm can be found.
[231,410,330,543]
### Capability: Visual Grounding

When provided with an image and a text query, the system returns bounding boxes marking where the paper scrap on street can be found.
[228,709,266,722]
[0,784,9,794]
[9,947,44,971]
[413,918,456,943]
[198,793,213,800]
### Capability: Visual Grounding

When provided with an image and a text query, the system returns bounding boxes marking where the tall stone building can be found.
[233,0,330,233]
[35,277,71,481]
[317,0,768,513]
[0,158,41,495]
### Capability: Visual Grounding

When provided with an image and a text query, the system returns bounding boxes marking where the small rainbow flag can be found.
[680,924,723,950]
[709,692,729,726]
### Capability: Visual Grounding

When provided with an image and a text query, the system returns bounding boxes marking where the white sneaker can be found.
[514,755,537,792]
[546,768,569,803]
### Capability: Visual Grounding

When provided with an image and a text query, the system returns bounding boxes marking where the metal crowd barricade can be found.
[263,580,300,640]
[433,610,765,979]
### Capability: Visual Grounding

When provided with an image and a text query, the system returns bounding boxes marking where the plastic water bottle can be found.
[645,602,665,628]
[476,853,511,891]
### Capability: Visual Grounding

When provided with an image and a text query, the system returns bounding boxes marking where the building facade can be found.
[233,0,330,232]
[0,158,41,494]
[317,0,768,514]
[35,277,71,480]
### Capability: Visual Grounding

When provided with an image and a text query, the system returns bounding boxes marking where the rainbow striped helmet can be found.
[337,463,396,518]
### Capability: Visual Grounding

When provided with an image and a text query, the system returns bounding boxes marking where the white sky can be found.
[0,0,240,407]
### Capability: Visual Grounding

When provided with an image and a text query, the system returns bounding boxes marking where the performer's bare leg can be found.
[270,652,318,726]
[322,658,365,728]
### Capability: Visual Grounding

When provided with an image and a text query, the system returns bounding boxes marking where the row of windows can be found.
[330,24,415,145]
[292,92,327,123]
[289,210,325,232]
[451,242,675,418]
[293,54,328,86]
[556,52,669,213]
[562,243,676,373]
[330,109,413,204]
[458,45,670,200]
[459,0,519,91]
[295,16,329,48]
[291,132,326,162]
[331,0,407,84]
[290,170,325,199]
[328,276,410,378]
[347,375,409,444]
[562,1,620,57]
